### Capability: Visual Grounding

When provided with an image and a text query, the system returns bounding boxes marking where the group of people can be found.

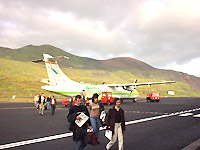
[67,93,125,150]
[34,93,57,116]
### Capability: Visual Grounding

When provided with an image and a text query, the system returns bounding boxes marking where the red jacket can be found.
[50,98,57,106]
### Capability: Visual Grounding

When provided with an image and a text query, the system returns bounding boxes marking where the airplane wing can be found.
[106,81,176,87]
[32,56,69,63]
[32,59,44,63]
[48,56,69,62]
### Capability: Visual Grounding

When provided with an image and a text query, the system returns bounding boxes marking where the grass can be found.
[0,58,49,98]
[0,58,200,101]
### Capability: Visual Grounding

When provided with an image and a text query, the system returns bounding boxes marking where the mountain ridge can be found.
[0,44,200,92]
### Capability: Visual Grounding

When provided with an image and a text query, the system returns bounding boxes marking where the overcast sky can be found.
[0,0,200,77]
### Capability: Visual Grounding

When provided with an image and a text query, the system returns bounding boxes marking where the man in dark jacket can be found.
[38,93,46,115]
[67,95,92,150]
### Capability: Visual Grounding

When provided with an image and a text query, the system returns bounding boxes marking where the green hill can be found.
[0,58,199,98]
[0,44,200,98]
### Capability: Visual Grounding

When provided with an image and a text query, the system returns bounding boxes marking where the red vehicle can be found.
[62,98,70,107]
[146,93,161,102]
[62,98,76,107]
[101,92,117,105]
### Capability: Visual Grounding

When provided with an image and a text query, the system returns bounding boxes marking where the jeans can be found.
[76,128,88,150]
[90,117,101,141]
[47,101,50,109]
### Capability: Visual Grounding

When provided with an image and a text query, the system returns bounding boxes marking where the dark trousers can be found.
[76,128,88,150]
[51,105,56,115]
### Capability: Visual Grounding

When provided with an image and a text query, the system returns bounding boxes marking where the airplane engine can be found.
[122,86,135,91]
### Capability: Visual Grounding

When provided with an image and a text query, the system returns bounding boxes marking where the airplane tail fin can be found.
[42,53,79,86]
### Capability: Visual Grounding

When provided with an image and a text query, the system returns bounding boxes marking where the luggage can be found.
[88,131,98,145]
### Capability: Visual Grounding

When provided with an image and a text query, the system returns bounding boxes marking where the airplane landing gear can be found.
[133,98,137,102]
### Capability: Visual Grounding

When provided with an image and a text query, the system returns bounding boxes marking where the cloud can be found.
[0,0,200,77]
[162,58,200,77]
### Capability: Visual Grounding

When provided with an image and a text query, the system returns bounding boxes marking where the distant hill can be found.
[0,58,200,98]
[0,44,200,96]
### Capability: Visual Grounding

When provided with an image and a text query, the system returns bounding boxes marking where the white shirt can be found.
[52,99,55,105]
[41,96,45,103]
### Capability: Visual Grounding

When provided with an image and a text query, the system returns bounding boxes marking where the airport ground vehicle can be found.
[62,98,70,107]
[62,98,76,107]
[101,92,117,105]
[146,93,161,102]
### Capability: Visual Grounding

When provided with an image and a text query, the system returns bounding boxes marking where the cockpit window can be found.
[107,93,111,97]
[103,93,106,96]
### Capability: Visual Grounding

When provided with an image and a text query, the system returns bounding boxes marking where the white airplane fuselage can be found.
[41,54,139,99]
[42,82,139,99]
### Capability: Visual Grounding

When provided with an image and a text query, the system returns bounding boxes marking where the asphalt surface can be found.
[0,97,200,150]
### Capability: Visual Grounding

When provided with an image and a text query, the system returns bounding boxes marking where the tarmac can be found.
[0,97,200,150]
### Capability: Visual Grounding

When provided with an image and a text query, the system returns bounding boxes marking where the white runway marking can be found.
[0,107,200,149]
[182,137,200,150]
[179,113,193,117]
[193,114,200,118]
[124,110,167,115]
[0,133,73,149]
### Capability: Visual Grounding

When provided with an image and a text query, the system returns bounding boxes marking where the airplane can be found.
[33,53,176,102]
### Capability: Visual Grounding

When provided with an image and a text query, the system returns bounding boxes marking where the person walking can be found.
[67,95,92,150]
[106,98,125,150]
[38,93,46,115]
[50,96,57,116]
[47,95,51,110]
[34,94,40,110]
[89,93,104,143]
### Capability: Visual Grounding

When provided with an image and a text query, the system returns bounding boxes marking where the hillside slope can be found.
[0,58,200,97]
[0,44,200,94]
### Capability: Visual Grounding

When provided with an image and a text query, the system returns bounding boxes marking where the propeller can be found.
[135,79,138,83]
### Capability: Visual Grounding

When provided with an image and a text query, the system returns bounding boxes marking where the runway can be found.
[0,97,200,150]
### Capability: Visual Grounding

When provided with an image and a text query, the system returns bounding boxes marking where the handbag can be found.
[88,131,98,145]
